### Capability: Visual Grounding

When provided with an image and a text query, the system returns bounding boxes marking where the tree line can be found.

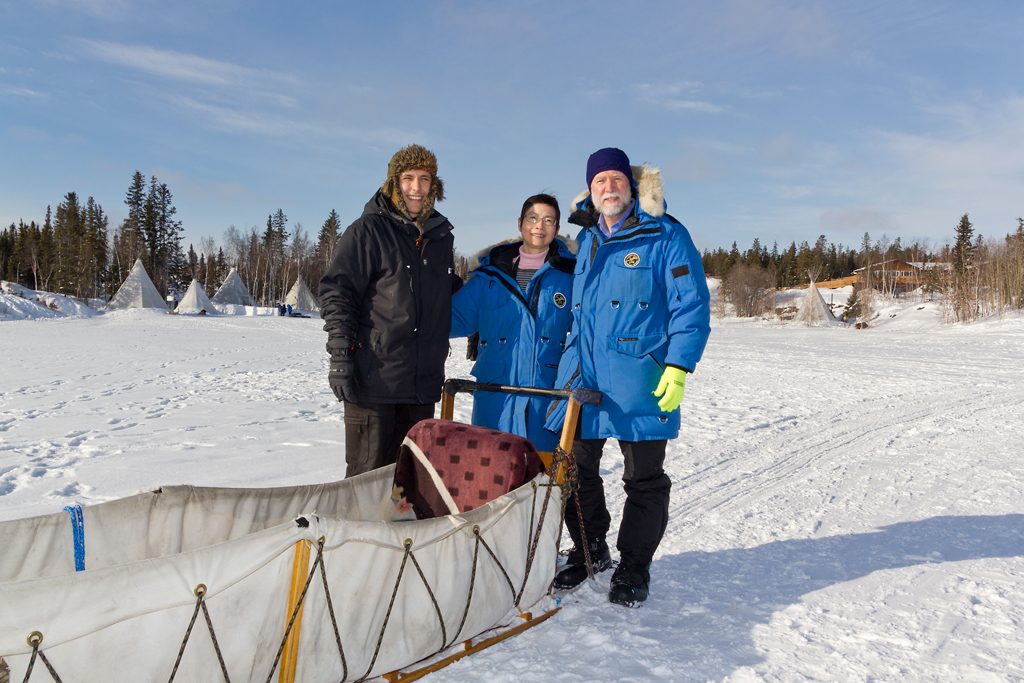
[708,216,1024,324]
[0,175,347,306]
[701,233,935,289]
[1,172,182,301]
[2,171,475,308]
[4,183,1020,324]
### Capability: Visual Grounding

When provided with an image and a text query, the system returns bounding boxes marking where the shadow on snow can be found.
[556,514,1024,681]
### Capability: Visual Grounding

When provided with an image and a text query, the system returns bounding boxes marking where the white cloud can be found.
[166,95,309,135]
[866,97,1024,235]
[0,86,48,99]
[634,82,725,114]
[79,40,299,89]
[166,94,421,147]
[880,99,1024,182]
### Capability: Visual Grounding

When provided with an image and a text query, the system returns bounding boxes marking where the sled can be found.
[0,379,599,683]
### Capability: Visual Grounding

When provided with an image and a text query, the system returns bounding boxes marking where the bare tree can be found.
[722,262,775,318]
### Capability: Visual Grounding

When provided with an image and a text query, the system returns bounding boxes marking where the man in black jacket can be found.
[319,144,456,477]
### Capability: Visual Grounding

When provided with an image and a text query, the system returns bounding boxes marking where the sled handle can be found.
[439,379,601,421]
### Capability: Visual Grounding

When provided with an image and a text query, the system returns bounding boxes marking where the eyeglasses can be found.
[524,216,557,228]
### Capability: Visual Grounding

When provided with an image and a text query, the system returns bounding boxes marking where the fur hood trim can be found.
[569,164,665,225]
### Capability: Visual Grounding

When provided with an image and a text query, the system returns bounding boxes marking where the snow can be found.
[2,285,1024,681]
[1,281,99,320]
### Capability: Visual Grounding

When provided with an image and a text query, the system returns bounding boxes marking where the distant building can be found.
[815,260,942,294]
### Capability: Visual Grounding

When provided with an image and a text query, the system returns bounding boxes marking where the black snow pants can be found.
[343,401,435,478]
[563,438,671,567]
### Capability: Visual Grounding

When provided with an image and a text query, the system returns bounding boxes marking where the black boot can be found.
[553,538,613,590]
[608,559,650,607]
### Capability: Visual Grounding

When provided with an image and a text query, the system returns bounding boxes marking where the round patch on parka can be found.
[624,252,641,267]
[553,292,567,308]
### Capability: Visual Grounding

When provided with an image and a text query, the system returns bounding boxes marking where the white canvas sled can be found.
[0,469,560,682]
[0,382,600,683]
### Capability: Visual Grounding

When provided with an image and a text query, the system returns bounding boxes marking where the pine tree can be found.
[143,177,183,295]
[272,209,289,247]
[951,213,976,322]
[38,207,55,292]
[844,287,861,322]
[0,224,14,282]
[318,209,341,268]
[83,197,108,298]
[187,244,199,280]
[52,192,85,296]
[213,248,227,291]
[110,171,151,294]
[124,171,147,261]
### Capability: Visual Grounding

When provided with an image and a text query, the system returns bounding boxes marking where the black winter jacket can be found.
[319,190,456,404]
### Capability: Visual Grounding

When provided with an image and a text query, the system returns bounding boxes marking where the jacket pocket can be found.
[607,333,667,358]
[603,333,667,414]
[612,262,653,301]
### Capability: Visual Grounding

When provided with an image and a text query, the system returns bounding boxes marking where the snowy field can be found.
[2,296,1024,681]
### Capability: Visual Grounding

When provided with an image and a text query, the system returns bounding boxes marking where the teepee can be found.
[211,267,253,306]
[794,281,837,326]
[283,275,320,311]
[175,279,220,315]
[106,259,168,310]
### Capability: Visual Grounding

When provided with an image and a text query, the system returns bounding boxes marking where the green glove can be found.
[653,366,687,413]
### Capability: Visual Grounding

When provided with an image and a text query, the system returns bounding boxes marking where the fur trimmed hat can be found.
[382,144,445,224]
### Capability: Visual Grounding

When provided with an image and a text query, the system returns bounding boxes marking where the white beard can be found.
[595,192,631,219]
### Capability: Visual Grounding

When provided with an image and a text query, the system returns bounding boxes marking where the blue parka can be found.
[451,239,576,452]
[544,166,711,441]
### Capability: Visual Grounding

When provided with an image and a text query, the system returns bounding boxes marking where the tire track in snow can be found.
[669,382,1023,548]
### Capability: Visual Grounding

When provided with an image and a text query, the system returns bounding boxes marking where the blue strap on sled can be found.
[63,504,85,571]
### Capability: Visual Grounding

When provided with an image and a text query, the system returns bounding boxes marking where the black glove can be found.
[328,345,358,403]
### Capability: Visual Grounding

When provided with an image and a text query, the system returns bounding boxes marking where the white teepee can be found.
[211,267,253,306]
[106,259,168,310]
[175,279,220,315]
[794,281,837,325]
[283,275,320,311]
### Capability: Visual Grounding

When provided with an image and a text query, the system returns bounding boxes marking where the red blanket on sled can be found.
[391,419,546,519]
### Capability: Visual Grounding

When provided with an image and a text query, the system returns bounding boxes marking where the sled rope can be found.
[169,584,230,683]
[476,533,516,604]
[22,632,63,683]
[315,539,349,682]
[265,538,349,683]
[443,528,483,649]
[551,445,596,580]
[17,483,556,683]
[409,551,447,646]
[62,504,85,572]
[516,479,556,605]
[357,540,414,681]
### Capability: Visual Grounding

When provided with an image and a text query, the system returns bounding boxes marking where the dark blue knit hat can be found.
[586,147,632,188]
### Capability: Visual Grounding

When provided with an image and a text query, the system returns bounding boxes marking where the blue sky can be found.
[2,1,1022,257]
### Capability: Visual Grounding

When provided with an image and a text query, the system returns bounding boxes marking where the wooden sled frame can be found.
[372,379,601,682]
[439,378,602,480]
[276,379,600,683]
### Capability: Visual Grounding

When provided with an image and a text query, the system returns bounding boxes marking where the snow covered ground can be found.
[2,291,1024,681]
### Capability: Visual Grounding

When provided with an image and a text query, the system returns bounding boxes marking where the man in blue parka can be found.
[452,194,576,453]
[546,148,711,607]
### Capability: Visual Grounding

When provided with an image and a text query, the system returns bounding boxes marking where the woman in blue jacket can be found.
[451,194,576,453]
